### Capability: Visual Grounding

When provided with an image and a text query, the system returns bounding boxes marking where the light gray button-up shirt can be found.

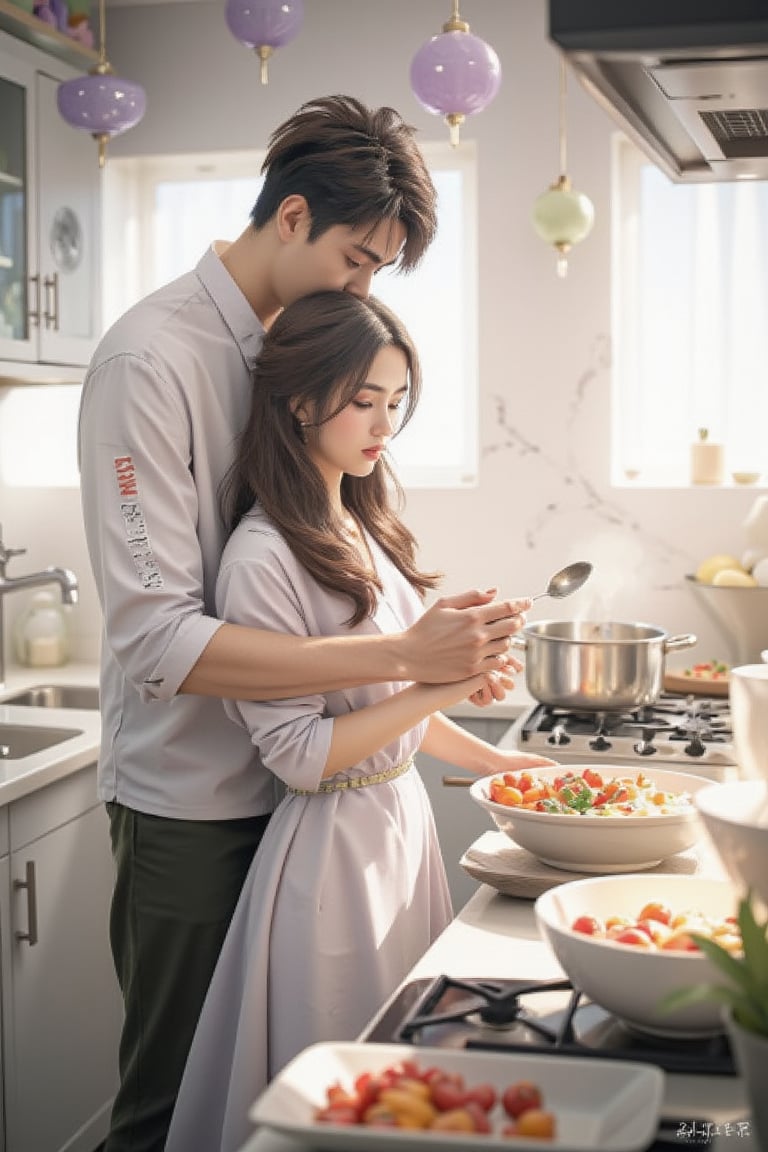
[78,245,275,819]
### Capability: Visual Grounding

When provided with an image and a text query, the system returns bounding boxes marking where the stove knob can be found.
[684,735,707,758]
[548,725,571,746]
[633,740,657,756]
[589,735,612,752]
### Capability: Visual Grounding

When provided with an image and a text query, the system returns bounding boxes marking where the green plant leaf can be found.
[738,892,768,988]
[689,932,754,993]
[733,999,768,1035]
[659,982,740,1015]
[657,894,768,1040]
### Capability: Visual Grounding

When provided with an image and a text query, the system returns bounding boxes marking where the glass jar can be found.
[14,591,70,667]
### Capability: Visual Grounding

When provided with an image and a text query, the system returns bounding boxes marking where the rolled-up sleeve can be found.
[79,352,224,702]
[216,538,334,791]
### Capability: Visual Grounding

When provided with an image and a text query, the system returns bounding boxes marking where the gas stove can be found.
[500,694,737,781]
[362,974,736,1079]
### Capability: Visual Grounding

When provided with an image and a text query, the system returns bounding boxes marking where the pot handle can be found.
[663,633,697,654]
[510,635,527,651]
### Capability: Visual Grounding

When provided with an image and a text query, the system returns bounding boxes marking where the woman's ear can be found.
[290,401,309,443]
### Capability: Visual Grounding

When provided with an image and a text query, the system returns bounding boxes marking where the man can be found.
[78,94,529,1152]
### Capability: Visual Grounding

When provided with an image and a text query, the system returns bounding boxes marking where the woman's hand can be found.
[466,660,520,708]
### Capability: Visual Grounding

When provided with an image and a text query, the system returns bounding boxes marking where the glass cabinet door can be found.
[0,71,31,354]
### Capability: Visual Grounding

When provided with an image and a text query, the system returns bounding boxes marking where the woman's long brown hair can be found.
[222,291,441,625]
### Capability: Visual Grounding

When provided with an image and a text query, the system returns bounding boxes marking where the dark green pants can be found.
[104,803,270,1152]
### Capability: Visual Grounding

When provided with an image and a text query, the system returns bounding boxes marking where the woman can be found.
[165,291,556,1152]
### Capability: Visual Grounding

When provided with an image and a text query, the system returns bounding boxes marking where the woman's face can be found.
[303,344,408,492]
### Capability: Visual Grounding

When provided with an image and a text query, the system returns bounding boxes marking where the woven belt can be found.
[287,755,414,796]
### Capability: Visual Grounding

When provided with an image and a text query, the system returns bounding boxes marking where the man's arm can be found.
[180,589,531,700]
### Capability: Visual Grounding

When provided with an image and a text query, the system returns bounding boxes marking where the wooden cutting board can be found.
[663,668,729,696]
[460,831,725,900]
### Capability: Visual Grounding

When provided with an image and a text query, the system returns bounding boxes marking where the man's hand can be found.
[399,588,531,684]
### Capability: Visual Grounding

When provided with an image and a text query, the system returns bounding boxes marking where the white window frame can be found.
[611,132,768,489]
[102,143,479,490]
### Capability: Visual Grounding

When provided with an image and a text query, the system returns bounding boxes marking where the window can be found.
[103,143,478,488]
[612,135,768,487]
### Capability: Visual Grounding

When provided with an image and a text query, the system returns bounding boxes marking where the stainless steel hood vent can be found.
[549,1,768,182]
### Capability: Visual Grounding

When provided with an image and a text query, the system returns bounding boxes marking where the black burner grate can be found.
[364,975,736,1078]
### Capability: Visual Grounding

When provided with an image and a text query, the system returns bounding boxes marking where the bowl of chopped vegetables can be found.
[469,766,710,873]
[535,873,741,1036]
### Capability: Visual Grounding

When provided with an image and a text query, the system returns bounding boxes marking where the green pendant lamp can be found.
[532,56,595,278]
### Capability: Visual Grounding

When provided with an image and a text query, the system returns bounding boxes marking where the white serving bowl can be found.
[685,574,768,665]
[535,874,740,1037]
[695,779,768,910]
[469,766,709,873]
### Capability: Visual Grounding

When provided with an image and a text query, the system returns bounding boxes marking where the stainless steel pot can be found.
[510,620,697,711]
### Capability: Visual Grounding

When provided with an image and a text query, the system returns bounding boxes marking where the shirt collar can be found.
[195,243,265,370]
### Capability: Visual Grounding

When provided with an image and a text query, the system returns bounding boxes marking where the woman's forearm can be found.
[420,712,559,774]
[323,680,485,777]
[419,712,505,774]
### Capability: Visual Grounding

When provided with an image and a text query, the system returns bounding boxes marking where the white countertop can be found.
[1,664,753,1148]
[237,885,754,1152]
[0,662,101,804]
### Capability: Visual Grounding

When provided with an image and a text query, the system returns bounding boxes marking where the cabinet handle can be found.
[28,273,41,327]
[44,272,59,330]
[14,861,38,947]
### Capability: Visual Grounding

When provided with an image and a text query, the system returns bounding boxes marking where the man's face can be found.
[274,210,407,306]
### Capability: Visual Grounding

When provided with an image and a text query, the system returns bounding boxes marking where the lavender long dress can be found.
[165,507,453,1152]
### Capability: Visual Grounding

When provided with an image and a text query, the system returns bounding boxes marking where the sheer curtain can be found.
[614,139,768,485]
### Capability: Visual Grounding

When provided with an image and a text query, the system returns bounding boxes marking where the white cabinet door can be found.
[0,33,101,368]
[0,853,9,1152]
[7,785,121,1152]
[0,43,37,364]
[36,70,101,366]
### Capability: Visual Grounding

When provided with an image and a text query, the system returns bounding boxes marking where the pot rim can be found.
[522,619,669,643]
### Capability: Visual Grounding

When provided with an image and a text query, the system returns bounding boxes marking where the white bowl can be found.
[535,874,740,1037]
[695,779,768,910]
[469,766,709,873]
[685,574,768,665]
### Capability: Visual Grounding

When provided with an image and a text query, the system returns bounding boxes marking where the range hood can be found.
[549,0,768,183]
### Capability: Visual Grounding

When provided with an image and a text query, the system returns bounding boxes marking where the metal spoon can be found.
[530,561,593,602]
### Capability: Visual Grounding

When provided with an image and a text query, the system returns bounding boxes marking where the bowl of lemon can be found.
[686,552,768,666]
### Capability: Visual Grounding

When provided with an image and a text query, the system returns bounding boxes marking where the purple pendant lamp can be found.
[225,0,305,84]
[57,0,146,169]
[410,1,501,147]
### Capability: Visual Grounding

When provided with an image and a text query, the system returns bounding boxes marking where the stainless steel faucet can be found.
[0,523,78,690]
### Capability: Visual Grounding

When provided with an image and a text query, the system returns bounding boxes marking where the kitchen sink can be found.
[0,723,84,760]
[2,684,99,709]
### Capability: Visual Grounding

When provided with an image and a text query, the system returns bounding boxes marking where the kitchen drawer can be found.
[9,761,98,850]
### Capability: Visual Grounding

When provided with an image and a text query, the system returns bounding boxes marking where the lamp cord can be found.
[559,54,567,177]
[98,0,107,67]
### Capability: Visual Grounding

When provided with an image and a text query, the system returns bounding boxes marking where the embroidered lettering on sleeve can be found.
[113,456,164,589]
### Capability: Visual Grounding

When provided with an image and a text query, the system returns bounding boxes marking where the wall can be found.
[0,0,763,672]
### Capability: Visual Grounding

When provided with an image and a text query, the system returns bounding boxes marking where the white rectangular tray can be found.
[249,1040,664,1151]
